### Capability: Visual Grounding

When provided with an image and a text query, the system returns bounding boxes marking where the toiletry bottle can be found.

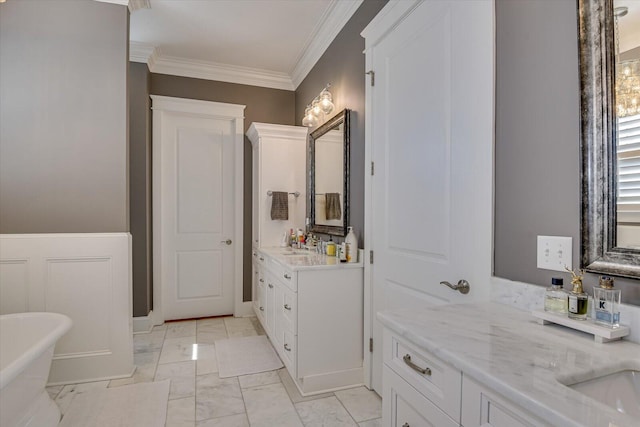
[345,226,358,263]
[566,267,588,320]
[593,276,621,328]
[544,277,568,314]
[326,241,336,256]
[340,242,347,262]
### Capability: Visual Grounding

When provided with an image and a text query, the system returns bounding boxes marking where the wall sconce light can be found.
[302,84,335,128]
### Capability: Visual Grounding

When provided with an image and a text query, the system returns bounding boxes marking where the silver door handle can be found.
[221,239,232,245]
[284,343,291,352]
[284,304,291,311]
[440,279,470,294]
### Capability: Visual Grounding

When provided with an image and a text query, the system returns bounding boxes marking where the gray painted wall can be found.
[494,0,640,305]
[0,0,129,233]
[149,74,295,302]
[130,63,152,317]
[295,0,388,247]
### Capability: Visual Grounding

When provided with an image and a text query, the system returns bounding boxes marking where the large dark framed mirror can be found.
[578,0,640,278]
[308,109,350,236]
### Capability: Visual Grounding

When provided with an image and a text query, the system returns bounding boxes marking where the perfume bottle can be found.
[566,268,588,320]
[593,276,621,328]
[544,277,568,314]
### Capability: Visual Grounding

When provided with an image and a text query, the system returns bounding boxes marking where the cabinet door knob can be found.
[284,273,291,280]
[284,304,291,311]
[403,354,431,376]
[259,278,264,283]
[259,257,264,261]
[402,424,410,427]
[268,283,274,289]
[259,306,264,311]
[284,343,291,352]
[221,239,232,245]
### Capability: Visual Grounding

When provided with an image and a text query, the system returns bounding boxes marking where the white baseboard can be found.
[235,301,255,318]
[133,311,155,334]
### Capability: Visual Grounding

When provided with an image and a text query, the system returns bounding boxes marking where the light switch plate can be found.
[537,236,572,272]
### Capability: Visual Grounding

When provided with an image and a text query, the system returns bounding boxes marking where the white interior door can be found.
[153,97,245,321]
[364,0,494,393]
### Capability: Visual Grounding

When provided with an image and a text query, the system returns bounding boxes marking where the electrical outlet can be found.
[537,236,572,272]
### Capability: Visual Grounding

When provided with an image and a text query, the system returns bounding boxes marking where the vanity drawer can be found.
[383,365,459,427]
[384,328,462,422]
[461,375,549,427]
[269,262,297,292]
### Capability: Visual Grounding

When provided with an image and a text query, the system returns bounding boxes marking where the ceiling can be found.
[128,0,363,90]
[615,0,640,53]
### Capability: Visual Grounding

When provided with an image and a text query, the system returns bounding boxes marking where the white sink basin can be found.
[568,370,640,417]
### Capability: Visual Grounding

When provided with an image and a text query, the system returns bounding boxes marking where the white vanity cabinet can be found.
[254,248,364,395]
[383,327,548,427]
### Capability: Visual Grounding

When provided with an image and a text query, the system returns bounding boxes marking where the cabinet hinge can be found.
[369,250,374,264]
[366,70,375,86]
[369,338,374,352]
[371,161,374,176]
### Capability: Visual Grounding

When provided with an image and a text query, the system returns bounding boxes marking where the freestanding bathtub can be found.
[0,312,72,427]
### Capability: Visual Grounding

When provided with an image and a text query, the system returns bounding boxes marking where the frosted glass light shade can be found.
[319,89,334,115]
[302,106,318,128]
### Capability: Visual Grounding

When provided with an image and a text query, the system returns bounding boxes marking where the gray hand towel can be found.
[325,193,342,220]
[270,191,289,220]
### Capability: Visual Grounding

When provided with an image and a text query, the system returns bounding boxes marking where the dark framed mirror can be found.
[578,0,640,278]
[308,109,350,236]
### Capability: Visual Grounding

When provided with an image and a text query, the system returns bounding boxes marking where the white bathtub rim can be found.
[0,312,72,389]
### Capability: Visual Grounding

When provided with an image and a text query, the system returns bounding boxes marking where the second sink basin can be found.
[568,369,640,418]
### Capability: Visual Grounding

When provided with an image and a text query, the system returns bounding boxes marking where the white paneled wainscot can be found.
[0,233,134,384]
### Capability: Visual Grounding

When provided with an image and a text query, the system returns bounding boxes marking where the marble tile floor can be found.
[47,316,382,427]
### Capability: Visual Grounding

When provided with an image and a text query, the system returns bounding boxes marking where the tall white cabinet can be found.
[246,123,308,249]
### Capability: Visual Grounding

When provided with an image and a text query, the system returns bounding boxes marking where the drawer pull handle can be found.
[268,283,274,289]
[284,273,292,280]
[403,354,431,376]
[284,343,292,352]
[259,279,264,283]
[284,304,291,311]
[260,257,264,261]
[259,306,264,311]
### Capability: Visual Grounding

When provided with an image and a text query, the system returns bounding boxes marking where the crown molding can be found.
[151,55,295,91]
[94,0,150,13]
[128,0,150,12]
[129,41,157,64]
[290,0,364,88]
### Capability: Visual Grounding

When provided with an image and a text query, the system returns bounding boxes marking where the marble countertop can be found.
[378,303,640,427]
[259,247,363,271]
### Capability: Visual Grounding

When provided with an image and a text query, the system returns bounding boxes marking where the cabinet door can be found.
[461,375,549,427]
[383,366,458,427]
[256,274,266,324]
[265,272,276,335]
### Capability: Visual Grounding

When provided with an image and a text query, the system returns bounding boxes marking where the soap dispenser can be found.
[566,267,588,321]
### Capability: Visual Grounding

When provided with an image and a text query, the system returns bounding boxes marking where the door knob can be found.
[221,239,232,245]
[440,279,470,294]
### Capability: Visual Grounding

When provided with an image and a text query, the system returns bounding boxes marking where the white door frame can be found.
[151,95,248,325]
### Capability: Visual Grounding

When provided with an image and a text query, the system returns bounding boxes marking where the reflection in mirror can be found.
[578,0,640,278]
[308,109,350,236]
[614,0,640,250]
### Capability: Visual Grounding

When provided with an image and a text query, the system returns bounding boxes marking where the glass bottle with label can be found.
[544,277,568,314]
[566,268,588,320]
[593,276,621,328]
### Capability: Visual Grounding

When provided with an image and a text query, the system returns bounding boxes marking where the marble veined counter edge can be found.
[377,302,640,427]
[259,247,364,271]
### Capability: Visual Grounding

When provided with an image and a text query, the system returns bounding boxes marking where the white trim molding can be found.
[290,0,364,88]
[127,0,363,90]
[152,55,295,91]
[94,0,150,13]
